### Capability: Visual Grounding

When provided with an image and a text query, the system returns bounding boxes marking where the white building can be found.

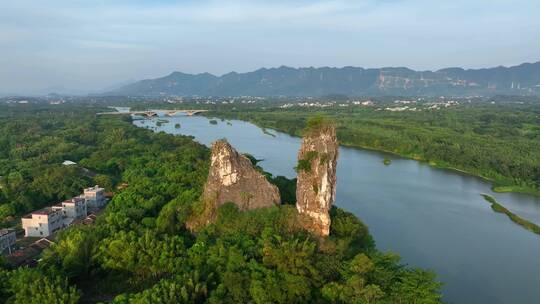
[21,208,63,237]
[62,160,77,166]
[57,196,87,219]
[51,196,88,226]
[84,185,107,209]
[0,229,16,254]
[20,185,107,239]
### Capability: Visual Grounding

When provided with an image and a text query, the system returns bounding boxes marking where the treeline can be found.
[210,103,540,194]
[0,104,442,303]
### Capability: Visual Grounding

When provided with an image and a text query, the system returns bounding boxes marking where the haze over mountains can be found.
[109,62,540,97]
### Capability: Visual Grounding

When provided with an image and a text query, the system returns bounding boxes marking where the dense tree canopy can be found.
[0,104,442,303]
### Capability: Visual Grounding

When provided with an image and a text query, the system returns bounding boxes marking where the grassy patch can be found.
[492,185,540,197]
[304,116,335,135]
[319,153,329,165]
[295,151,318,172]
[481,194,540,235]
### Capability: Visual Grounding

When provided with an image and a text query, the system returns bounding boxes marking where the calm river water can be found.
[134,113,540,304]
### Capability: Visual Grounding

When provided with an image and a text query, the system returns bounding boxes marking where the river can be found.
[133,112,540,304]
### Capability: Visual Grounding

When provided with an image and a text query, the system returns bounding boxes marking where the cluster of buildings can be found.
[382,99,460,112]
[21,185,107,238]
[394,100,417,105]
[425,100,460,110]
[384,106,418,112]
[279,100,375,109]
[280,101,337,108]
[197,98,261,105]
[1,185,108,265]
[276,98,465,111]
[352,100,375,106]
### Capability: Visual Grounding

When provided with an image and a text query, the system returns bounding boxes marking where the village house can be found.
[52,196,88,226]
[21,207,63,237]
[84,185,107,209]
[0,228,16,254]
[57,196,87,219]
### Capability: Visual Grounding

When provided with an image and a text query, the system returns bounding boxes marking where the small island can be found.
[481,194,540,235]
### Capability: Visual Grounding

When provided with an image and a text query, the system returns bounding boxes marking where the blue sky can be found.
[0,0,539,93]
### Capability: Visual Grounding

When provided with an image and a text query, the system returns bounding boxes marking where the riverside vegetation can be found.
[208,100,540,196]
[481,194,540,235]
[0,104,442,303]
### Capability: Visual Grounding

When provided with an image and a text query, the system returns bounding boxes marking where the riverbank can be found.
[491,185,540,196]
[325,143,539,197]
[207,113,540,198]
[481,194,540,235]
[141,112,540,304]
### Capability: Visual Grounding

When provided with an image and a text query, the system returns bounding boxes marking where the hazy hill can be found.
[109,62,540,97]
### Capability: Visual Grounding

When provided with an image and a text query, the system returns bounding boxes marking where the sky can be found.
[0,0,539,94]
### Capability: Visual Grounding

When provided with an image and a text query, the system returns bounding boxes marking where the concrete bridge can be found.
[164,109,208,116]
[97,109,208,117]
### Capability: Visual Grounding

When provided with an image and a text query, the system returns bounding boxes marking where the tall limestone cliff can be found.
[202,139,280,212]
[296,120,338,236]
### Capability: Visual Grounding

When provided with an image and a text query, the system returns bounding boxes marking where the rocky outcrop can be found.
[202,139,280,211]
[296,122,338,236]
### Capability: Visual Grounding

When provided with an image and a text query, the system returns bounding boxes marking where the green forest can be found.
[0,104,442,303]
[209,102,540,195]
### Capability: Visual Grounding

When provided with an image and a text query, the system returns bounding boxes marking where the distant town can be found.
[1,94,536,112]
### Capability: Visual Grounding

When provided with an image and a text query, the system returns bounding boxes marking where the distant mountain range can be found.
[109,62,540,97]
